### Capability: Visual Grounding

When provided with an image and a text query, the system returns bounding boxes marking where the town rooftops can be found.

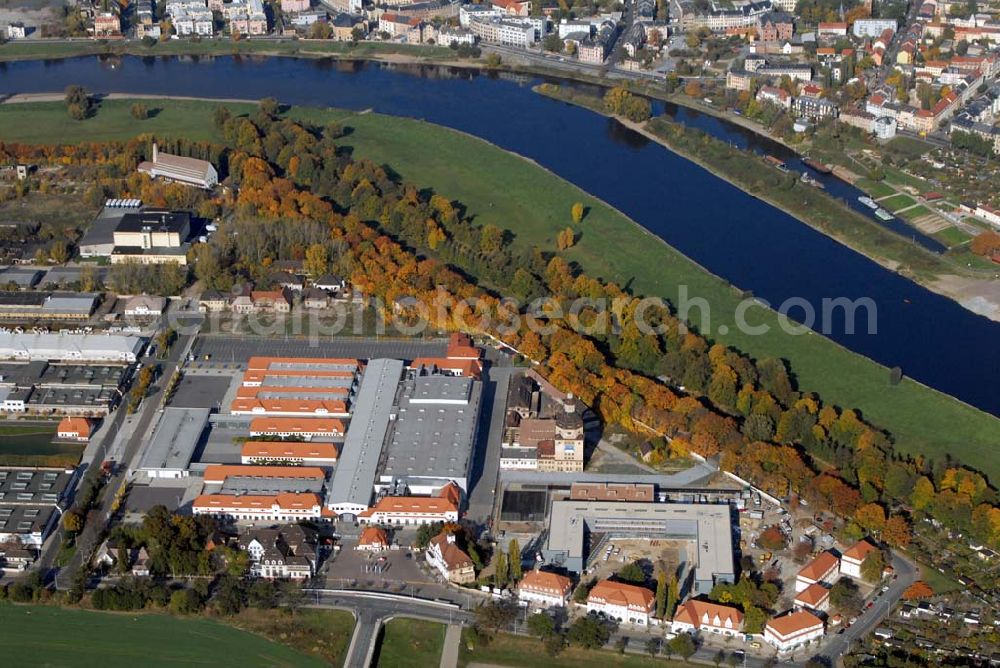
[797,550,839,582]
[519,570,573,596]
[588,580,655,612]
[843,538,879,563]
[673,599,744,630]
[765,610,824,639]
[247,356,359,372]
[231,396,349,415]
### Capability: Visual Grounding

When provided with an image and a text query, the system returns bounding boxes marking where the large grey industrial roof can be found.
[327,359,403,511]
[380,376,481,485]
[138,407,211,474]
[220,477,325,495]
[260,375,355,389]
[545,500,734,583]
[0,467,72,504]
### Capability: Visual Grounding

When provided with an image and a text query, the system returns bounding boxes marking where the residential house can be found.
[587,580,655,625]
[357,526,390,551]
[251,289,292,313]
[492,0,531,17]
[793,582,831,612]
[123,295,167,317]
[57,416,92,442]
[281,0,310,10]
[313,274,345,294]
[817,22,847,37]
[840,538,878,579]
[758,12,793,42]
[303,287,330,309]
[671,599,745,637]
[795,551,839,592]
[6,22,27,39]
[517,570,574,608]
[0,543,35,571]
[426,533,476,584]
[131,547,151,576]
[238,525,318,579]
[726,69,755,92]
[757,85,792,109]
[379,13,425,42]
[793,95,839,120]
[198,289,229,312]
[94,12,122,37]
[764,610,825,652]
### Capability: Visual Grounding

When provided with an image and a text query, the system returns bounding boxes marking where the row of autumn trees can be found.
[2,101,998,551]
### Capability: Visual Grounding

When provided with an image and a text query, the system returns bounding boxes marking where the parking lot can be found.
[168,375,232,410]
[189,336,448,366]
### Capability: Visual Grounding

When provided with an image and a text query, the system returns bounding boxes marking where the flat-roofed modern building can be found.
[0,333,144,363]
[0,466,76,546]
[543,500,736,594]
[377,374,481,495]
[327,358,404,518]
[137,407,211,479]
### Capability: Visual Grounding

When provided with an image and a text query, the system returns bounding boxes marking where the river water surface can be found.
[1,55,997,416]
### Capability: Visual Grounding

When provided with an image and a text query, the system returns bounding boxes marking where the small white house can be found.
[764,610,825,652]
[517,570,573,608]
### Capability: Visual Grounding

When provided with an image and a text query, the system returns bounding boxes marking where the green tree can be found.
[743,604,767,634]
[567,616,610,649]
[48,241,69,264]
[829,578,862,616]
[303,243,329,277]
[714,649,726,667]
[169,588,202,614]
[130,103,150,120]
[860,550,887,583]
[508,538,522,581]
[494,550,508,588]
[669,633,696,662]
[526,612,555,638]
[665,573,679,619]
[655,569,667,618]
[646,637,661,657]
[617,560,645,584]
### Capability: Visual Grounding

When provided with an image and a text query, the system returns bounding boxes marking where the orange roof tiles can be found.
[794,583,831,607]
[588,580,655,612]
[246,356,359,371]
[358,495,458,517]
[57,416,92,437]
[519,570,573,596]
[359,526,389,547]
[766,610,824,639]
[236,385,350,398]
[248,417,345,435]
[203,465,326,484]
[193,492,322,511]
[843,538,879,563]
[429,533,474,570]
[673,599,744,630]
[241,441,339,461]
[232,397,349,415]
[798,551,840,582]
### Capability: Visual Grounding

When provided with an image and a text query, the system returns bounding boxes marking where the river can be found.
[0,55,997,416]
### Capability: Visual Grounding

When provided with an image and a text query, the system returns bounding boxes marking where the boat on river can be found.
[858,196,879,209]
[875,208,894,221]
[802,157,833,174]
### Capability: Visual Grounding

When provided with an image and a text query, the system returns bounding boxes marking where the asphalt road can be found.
[816,551,917,662]
[464,365,515,526]
[306,590,471,668]
[50,328,198,588]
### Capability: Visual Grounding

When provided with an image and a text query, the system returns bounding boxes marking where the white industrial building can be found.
[0,333,144,363]
[136,407,211,479]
